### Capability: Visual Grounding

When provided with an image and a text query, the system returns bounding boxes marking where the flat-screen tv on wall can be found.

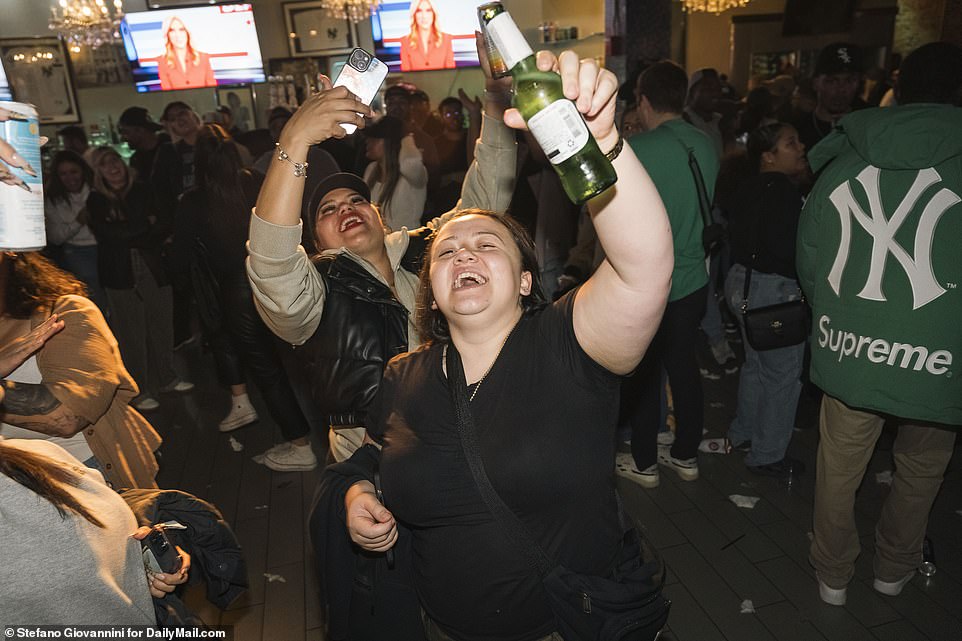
[120,3,266,92]
[372,0,481,74]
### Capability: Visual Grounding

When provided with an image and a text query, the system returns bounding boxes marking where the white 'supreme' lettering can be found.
[827,165,959,310]
[817,314,953,375]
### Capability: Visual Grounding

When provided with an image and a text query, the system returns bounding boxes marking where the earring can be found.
[430,300,438,310]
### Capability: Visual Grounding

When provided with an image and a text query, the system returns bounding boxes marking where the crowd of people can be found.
[0,31,959,639]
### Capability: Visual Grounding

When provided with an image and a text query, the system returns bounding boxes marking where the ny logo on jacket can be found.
[827,165,960,311]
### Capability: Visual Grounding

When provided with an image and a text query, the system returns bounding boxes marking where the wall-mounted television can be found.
[0,59,12,101]
[120,3,265,93]
[372,0,481,74]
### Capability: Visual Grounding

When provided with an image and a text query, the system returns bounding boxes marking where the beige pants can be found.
[810,394,956,588]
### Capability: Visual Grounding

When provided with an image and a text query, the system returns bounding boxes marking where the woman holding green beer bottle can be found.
[332,38,673,641]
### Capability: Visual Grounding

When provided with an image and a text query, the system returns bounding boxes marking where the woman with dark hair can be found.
[43,150,107,312]
[0,437,189,625]
[0,251,163,488]
[363,115,428,231]
[336,51,673,640]
[400,0,455,72]
[180,124,315,470]
[723,122,809,479]
[87,146,193,412]
[157,15,216,90]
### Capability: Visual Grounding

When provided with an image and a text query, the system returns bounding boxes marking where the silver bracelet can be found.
[275,143,309,178]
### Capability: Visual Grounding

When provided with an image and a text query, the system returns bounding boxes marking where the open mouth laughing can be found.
[453,271,488,289]
[339,215,364,233]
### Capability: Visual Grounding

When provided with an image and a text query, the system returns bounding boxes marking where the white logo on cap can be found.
[837,47,852,64]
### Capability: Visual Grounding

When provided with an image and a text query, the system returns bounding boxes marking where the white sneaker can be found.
[657,430,675,446]
[132,395,160,411]
[615,453,659,488]
[160,378,195,393]
[817,577,847,606]
[219,398,258,432]
[873,572,914,596]
[261,442,318,472]
[658,450,699,481]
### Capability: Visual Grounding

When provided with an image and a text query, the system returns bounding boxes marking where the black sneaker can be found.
[730,440,752,453]
[748,456,805,478]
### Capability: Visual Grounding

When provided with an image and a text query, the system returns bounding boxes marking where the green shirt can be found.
[628,118,718,301]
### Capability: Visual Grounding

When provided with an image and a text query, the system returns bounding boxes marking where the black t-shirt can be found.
[728,172,802,279]
[371,293,623,641]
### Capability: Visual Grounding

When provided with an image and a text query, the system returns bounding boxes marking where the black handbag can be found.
[739,264,809,351]
[445,345,671,641]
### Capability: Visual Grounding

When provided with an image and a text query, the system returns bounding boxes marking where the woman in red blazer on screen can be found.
[157,16,216,90]
[399,0,455,71]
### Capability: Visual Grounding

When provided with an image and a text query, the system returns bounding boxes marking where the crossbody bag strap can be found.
[445,343,553,578]
[665,128,714,230]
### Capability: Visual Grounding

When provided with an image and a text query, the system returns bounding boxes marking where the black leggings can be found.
[623,285,707,468]
[209,279,311,442]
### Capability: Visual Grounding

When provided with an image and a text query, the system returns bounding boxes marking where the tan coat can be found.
[1,295,162,488]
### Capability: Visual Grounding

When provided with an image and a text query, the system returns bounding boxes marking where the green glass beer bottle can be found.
[477,2,510,78]
[479,3,617,204]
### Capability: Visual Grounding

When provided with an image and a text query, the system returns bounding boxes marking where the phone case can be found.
[332,49,388,134]
[141,528,182,574]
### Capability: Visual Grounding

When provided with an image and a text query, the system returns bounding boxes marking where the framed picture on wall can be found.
[215,86,257,133]
[0,37,80,124]
[283,1,358,57]
[69,43,132,89]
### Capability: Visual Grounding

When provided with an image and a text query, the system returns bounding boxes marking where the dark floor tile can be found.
[262,560,306,641]
[755,556,876,641]
[267,473,306,569]
[220,603,264,641]
[870,620,931,641]
[875,582,962,641]
[667,508,784,608]
[754,600,828,641]
[617,478,689,550]
[232,514,270,607]
[661,543,777,641]
[660,582,727,641]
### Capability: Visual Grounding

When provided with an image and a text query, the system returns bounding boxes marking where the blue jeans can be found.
[724,264,805,466]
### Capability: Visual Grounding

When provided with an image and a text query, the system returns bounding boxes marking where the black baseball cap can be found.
[118,107,163,131]
[307,172,371,218]
[814,43,863,76]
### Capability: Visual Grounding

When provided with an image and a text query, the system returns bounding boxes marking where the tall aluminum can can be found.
[0,101,45,251]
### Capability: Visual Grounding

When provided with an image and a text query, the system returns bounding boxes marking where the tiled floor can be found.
[152,328,961,641]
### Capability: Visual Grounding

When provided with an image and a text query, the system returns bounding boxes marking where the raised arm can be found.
[504,52,673,374]
[398,134,428,188]
[246,82,373,344]
[448,32,517,216]
[1,296,122,437]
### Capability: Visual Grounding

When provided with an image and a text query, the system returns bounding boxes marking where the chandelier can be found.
[319,0,382,24]
[678,0,751,14]
[49,0,125,52]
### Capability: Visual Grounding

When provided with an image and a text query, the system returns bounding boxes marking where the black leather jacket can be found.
[295,231,430,426]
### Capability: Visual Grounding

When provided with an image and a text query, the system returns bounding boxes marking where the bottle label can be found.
[527,100,590,165]
[485,12,533,70]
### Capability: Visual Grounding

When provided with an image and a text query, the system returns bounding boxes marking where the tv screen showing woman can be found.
[120,4,266,92]
[372,0,480,73]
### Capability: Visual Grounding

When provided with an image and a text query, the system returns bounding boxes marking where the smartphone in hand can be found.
[141,526,183,574]
[332,47,388,134]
